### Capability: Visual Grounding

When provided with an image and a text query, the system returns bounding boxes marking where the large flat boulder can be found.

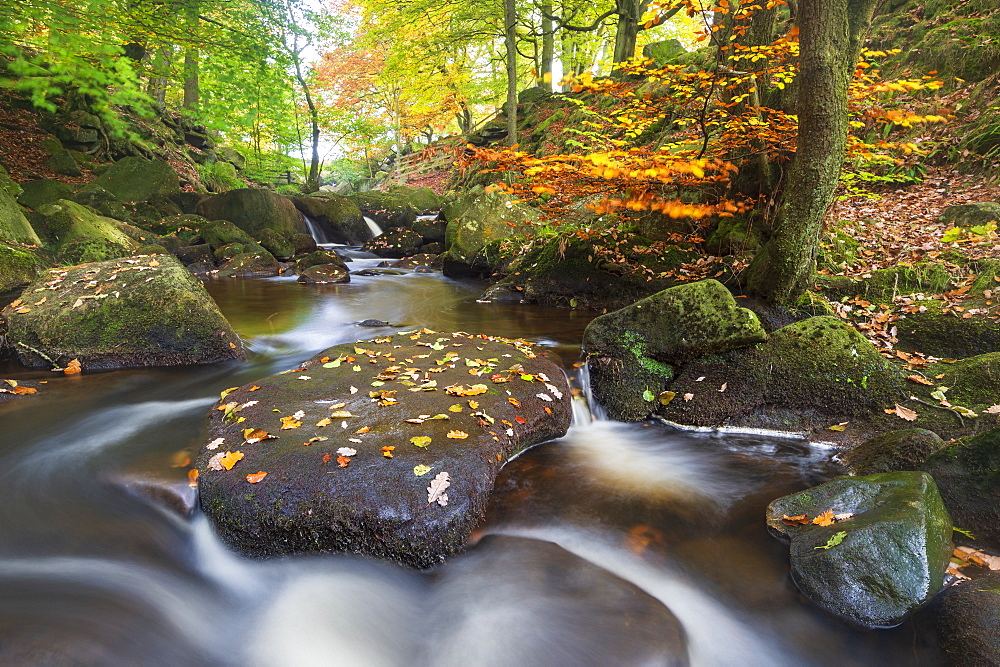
[196,330,572,568]
[35,199,139,265]
[89,157,180,202]
[197,188,302,239]
[2,255,244,369]
[766,471,952,628]
[441,191,540,277]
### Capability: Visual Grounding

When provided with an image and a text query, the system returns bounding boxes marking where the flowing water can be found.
[0,253,939,665]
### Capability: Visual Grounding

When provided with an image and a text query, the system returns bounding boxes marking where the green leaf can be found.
[410,436,432,448]
[642,389,654,402]
[815,531,847,550]
[953,526,976,539]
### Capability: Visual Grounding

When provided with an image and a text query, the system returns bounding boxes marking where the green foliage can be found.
[198,161,244,193]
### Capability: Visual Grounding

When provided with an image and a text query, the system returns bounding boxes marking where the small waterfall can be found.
[302,213,330,244]
[572,362,607,424]
[364,216,383,238]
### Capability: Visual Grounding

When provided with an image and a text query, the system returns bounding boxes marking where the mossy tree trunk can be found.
[504,0,519,147]
[744,0,878,305]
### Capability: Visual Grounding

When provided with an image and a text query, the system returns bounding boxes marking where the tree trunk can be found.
[538,0,554,89]
[183,2,199,111]
[612,0,648,63]
[147,45,170,107]
[504,0,518,147]
[743,0,877,305]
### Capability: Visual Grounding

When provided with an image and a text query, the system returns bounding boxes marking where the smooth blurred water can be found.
[0,262,939,665]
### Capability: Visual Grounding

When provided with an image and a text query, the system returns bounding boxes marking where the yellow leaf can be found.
[812,510,836,526]
[413,464,433,476]
[448,404,464,412]
[315,418,332,427]
[280,415,303,429]
[220,451,244,470]
[330,410,353,418]
[220,387,240,400]
[447,430,469,439]
[410,436,432,448]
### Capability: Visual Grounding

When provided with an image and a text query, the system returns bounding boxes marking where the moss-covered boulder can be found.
[932,572,1000,665]
[0,243,45,293]
[583,279,766,421]
[16,179,75,211]
[362,227,423,258]
[894,304,1000,358]
[196,330,571,568]
[292,195,369,245]
[293,250,347,273]
[347,191,418,229]
[411,214,447,243]
[197,188,302,239]
[385,185,445,214]
[196,218,255,249]
[255,228,295,260]
[217,250,280,278]
[920,427,1000,551]
[297,263,350,284]
[428,535,689,665]
[503,233,699,310]
[89,157,180,202]
[841,429,946,475]
[766,472,952,628]
[1,255,243,369]
[0,187,42,246]
[441,191,540,278]
[657,316,905,432]
[936,202,1000,228]
[0,165,23,199]
[35,199,139,265]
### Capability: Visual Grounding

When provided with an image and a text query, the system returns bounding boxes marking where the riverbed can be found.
[0,253,939,664]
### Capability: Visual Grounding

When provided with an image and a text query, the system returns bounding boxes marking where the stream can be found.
[0,251,940,665]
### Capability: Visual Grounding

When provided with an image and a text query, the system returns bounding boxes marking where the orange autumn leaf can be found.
[219,451,244,470]
[249,385,261,391]
[12,385,37,395]
[781,514,810,526]
[336,455,351,468]
[322,452,332,463]
[446,430,469,439]
[63,359,82,375]
[508,397,521,407]
[246,471,268,483]
[514,415,527,424]
[381,446,395,458]
[187,468,199,487]
[355,426,371,434]
[812,510,836,527]
[907,375,933,386]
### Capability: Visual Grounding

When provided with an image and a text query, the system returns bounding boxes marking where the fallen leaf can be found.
[827,422,848,431]
[336,455,351,468]
[280,415,303,429]
[893,403,918,421]
[246,471,268,483]
[242,428,274,443]
[514,415,527,424]
[427,471,450,506]
[206,437,225,450]
[683,393,694,401]
[298,376,311,381]
[337,447,357,457]
[815,531,847,550]
[355,426,371,434]
[813,510,836,526]
[413,464,433,476]
[382,446,395,458]
[411,436,432,448]
[330,410,353,418]
[907,374,934,386]
[536,393,553,401]
[508,397,521,407]
[719,383,727,392]
[658,390,676,406]
[11,385,37,395]
[220,387,240,400]
[315,418,332,427]
[781,514,810,525]
[447,430,469,439]
[986,405,1000,414]
[63,359,82,375]
[188,469,199,487]
[322,453,332,463]
[468,400,479,409]
[207,451,244,471]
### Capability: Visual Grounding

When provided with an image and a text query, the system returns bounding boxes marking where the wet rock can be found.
[841,429,946,475]
[196,330,572,568]
[256,228,296,260]
[766,471,952,628]
[353,268,381,276]
[297,263,350,284]
[920,426,1000,551]
[363,227,423,259]
[932,572,1000,665]
[479,283,523,303]
[656,316,905,433]
[426,535,689,665]
[347,191,418,229]
[89,157,180,202]
[441,191,540,278]
[0,243,44,293]
[0,379,44,403]
[175,243,213,268]
[411,215,447,243]
[1,255,243,369]
[116,473,198,518]
[358,319,390,327]
[504,233,697,310]
[293,250,346,273]
[197,188,302,239]
[291,232,317,255]
[196,218,254,249]
[292,195,369,244]
[385,253,441,269]
[584,279,766,421]
[218,250,280,278]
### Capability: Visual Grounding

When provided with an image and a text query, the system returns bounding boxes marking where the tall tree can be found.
[505,0,519,146]
[744,0,879,304]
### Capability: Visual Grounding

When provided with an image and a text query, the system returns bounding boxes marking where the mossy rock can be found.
[297,263,351,284]
[197,188,302,239]
[292,195,368,245]
[0,243,45,293]
[16,179,74,211]
[1,255,243,369]
[441,191,540,275]
[213,242,258,264]
[363,227,423,259]
[255,228,296,261]
[584,279,766,421]
[45,149,82,177]
[385,185,445,213]
[195,331,571,568]
[642,39,687,66]
[766,471,952,628]
[0,187,42,246]
[411,215,447,243]
[893,302,1000,358]
[704,213,764,256]
[936,202,1000,228]
[0,165,23,199]
[657,316,905,431]
[346,191,418,229]
[90,157,181,202]
[36,199,139,264]
[197,219,255,249]
[817,227,862,273]
[840,429,946,475]
[217,250,280,278]
[920,426,1000,551]
[932,572,1000,665]
[294,250,346,273]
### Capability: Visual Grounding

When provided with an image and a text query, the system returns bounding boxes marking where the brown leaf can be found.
[781,514,810,526]
[336,455,351,468]
[893,403,918,421]
[907,374,934,386]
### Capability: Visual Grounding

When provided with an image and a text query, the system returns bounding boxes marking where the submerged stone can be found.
[932,572,1000,665]
[766,471,952,629]
[196,330,572,569]
[2,255,244,369]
